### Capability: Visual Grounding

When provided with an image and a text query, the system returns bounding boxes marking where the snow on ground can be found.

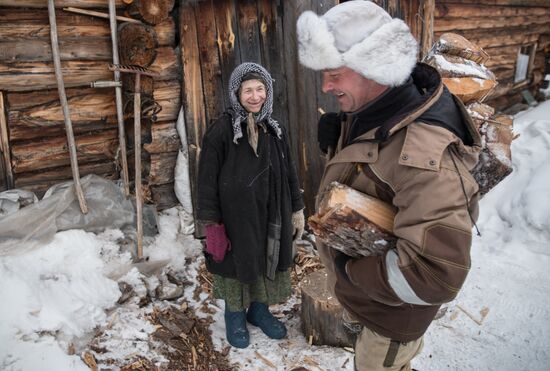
[1,101,550,371]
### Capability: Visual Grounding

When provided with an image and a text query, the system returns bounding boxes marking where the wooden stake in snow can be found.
[48,0,88,214]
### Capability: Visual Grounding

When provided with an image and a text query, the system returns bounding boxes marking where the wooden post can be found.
[134,72,143,259]
[0,92,14,189]
[109,0,130,196]
[48,0,88,214]
[420,0,435,60]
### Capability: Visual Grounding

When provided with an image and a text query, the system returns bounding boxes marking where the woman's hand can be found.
[205,224,231,263]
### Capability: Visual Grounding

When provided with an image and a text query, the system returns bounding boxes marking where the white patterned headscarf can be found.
[229,62,282,144]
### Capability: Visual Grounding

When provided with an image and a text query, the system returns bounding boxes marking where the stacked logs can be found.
[0,0,179,208]
[425,33,514,195]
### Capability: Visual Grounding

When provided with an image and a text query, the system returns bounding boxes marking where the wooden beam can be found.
[0,0,125,8]
[0,92,14,189]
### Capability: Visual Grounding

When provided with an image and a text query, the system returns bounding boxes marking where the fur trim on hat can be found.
[297,1,418,87]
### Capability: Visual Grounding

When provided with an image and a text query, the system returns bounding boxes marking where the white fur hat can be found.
[297,0,418,87]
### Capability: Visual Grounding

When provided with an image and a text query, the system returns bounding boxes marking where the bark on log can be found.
[309,182,397,258]
[11,129,118,174]
[300,269,355,347]
[128,0,175,25]
[118,22,158,67]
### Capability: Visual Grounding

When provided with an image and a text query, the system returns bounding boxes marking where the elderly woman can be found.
[197,62,305,348]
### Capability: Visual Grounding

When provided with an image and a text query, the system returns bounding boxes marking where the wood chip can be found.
[254,350,276,369]
[457,304,483,325]
[82,352,98,371]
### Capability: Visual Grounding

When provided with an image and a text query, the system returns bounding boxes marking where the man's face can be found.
[322,67,388,112]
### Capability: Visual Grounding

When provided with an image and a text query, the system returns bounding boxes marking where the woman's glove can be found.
[205,224,231,263]
[318,112,342,154]
[292,209,305,241]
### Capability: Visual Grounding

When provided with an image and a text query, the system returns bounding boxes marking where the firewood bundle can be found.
[425,33,514,196]
[308,182,397,258]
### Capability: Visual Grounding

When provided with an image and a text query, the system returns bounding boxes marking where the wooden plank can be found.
[257,0,290,132]
[421,0,435,59]
[236,0,262,63]
[0,92,14,189]
[179,2,206,230]
[214,0,241,109]
[282,0,319,215]
[195,0,224,126]
[401,0,422,42]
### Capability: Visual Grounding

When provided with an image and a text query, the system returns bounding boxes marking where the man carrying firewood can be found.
[297,1,482,370]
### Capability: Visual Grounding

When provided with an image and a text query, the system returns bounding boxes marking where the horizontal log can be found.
[7,79,180,141]
[11,129,119,173]
[434,15,550,32]
[437,0,550,6]
[0,0,125,8]
[435,30,540,50]
[15,161,116,187]
[148,151,177,185]
[0,38,112,63]
[435,4,550,18]
[0,11,175,45]
[0,60,112,92]
[7,88,117,141]
[1,46,178,92]
[143,121,180,154]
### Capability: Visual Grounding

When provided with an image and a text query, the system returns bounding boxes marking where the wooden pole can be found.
[421,0,435,60]
[134,73,143,259]
[48,0,88,214]
[63,6,141,24]
[109,0,130,196]
[0,92,14,189]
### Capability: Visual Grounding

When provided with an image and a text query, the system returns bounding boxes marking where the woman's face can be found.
[239,79,266,113]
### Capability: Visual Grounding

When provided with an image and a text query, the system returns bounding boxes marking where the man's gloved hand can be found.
[205,223,231,263]
[318,112,342,155]
[292,209,305,241]
[334,251,353,282]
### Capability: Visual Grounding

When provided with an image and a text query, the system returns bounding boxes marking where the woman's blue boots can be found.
[246,302,287,339]
[224,309,250,348]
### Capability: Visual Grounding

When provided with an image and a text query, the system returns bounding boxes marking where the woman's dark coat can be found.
[197,111,304,283]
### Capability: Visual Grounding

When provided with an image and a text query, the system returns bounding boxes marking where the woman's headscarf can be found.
[228,62,282,144]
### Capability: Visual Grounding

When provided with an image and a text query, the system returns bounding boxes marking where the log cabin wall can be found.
[179,0,339,219]
[433,0,550,110]
[0,0,181,209]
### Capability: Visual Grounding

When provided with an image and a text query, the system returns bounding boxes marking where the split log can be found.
[118,22,158,67]
[308,182,397,258]
[428,33,489,64]
[127,0,175,25]
[300,269,354,347]
[11,129,118,174]
[442,77,498,104]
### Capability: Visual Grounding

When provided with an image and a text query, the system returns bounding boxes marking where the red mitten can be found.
[205,224,231,263]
